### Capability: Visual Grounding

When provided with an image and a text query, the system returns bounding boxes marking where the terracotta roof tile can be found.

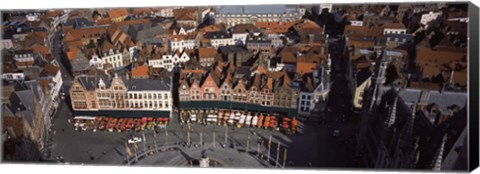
[296,62,317,75]
[452,70,467,86]
[174,8,197,21]
[107,8,129,19]
[67,47,80,61]
[199,23,226,33]
[232,23,260,33]
[64,27,107,41]
[255,21,296,34]
[40,64,59,77]
[198,47,216,59]
[382,23,406,29]
[32,46,49,56]
[96,18,112,25]
[101,41,115,53]
[131,65,149,77]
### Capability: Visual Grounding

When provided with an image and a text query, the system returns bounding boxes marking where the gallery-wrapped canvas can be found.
[1,1,479,173]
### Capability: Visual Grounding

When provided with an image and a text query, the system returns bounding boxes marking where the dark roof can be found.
[234,66,251,76]
[77,74,111,90]
[9,90,36,126]
[127,79,171,91]
[204,31,231,39]
[2,104,15,117]
[218,45,248,53]
[64,17,94,28]
[356,70,372,86]
[247,39,272,44]
[231,23,260,34]
[216,5,297,14]
[385,33,414,41]
[136,25,164,43]
[23,80,42,100]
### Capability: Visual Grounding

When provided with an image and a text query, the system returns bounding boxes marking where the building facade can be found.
[214,5,304,28]
[69,74,173,115]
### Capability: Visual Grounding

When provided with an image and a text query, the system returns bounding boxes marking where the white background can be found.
[1,0,479,174]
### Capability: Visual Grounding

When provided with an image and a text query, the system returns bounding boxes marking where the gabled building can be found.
[198,47,217,67]
[214,5,304,28]
[107,8,129,22]
[204,31,234,49]
[69,74,173,115]
[170,34,198,52]
[231,23,261,45]
[67,46,90,76]
[148,49,193,71]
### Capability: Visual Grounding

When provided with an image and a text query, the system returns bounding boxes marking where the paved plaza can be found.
[49,99,357,168]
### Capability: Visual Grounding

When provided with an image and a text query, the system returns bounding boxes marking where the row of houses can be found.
[2,49,63,160]
[69,73,172,114]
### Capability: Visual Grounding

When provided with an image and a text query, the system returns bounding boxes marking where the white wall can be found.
[232,33,248,45]
[210,38,234,48]
[127,91,172,111]
[101,52,123,69]
[350,20,364,26]
[421,11,443,25]
[170,39,196,51]
[90,55,104,69]
[384,28,407,35]
[0,39,13,50]
[2,73,25,81]
[148,52,190,71]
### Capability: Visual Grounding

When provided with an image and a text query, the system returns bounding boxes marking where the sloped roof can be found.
[77,74,111,90]
[296,62,317,75]
[127,79,171,91]
[67,46,80,61]
[40,63,59,77]
[64,27,107,41]
[131,65,149,77]
[107,8,129,19]
[204,31,231,39]
[255,21,296,34]
[101,40,116,53]
[174,8,197,21]
[216,5,297,14]
[232,23,260,34]
[382,23,406,29]
[198,47,217,59]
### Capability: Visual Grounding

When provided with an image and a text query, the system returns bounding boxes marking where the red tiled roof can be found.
[255,21,297,34]
[64,27,107,41]
[40,64,60,76]
[174,8,197,21]
[198,47,216,59]
[32,46,49,56]
[382,23,406,29]
[296,62,317,75]
[131,65,149,77]
[107,8,129,19]
[67,47,80,61]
